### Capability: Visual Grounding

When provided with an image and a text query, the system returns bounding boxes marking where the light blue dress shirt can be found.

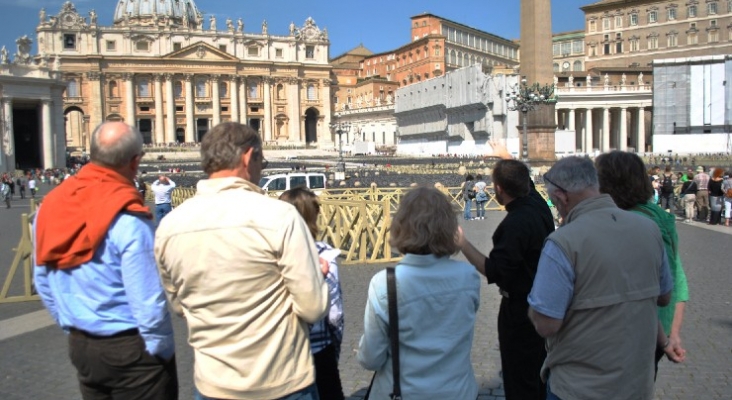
[34,212,175,359]
[358,254,480,400]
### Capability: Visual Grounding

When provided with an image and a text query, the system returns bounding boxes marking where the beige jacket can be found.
[155,177,328,400]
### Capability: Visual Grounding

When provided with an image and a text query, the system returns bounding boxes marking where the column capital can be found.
[288,77,300,85]
[184,73,194,82]
[2,97,12,106]
[229,75,239,83]
[164,73,175,82]
[211,74,221,82]
[86,71,102,81]
[122,73,134,81]
[153,74,164,82]
[41,99,52,105]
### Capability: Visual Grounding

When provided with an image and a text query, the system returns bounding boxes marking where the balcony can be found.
[63,96,84,104]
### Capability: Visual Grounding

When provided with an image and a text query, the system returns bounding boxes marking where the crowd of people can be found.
[648,164,732,227]
[29,120,691,400]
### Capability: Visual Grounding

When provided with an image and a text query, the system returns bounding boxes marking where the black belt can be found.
[70,328,139,340]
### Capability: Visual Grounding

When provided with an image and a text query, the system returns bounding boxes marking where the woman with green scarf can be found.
[595,151,689,376]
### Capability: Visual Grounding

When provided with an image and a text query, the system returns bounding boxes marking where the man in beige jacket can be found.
[155,122,329,400]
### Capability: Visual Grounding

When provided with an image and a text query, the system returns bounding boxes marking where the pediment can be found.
[163,42,238,61]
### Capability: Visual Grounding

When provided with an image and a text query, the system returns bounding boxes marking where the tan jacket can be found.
[155,177,328,400]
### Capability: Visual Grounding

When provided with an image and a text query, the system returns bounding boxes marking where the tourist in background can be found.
[659,165,675,213]
[595,151,688,377]
[723,171,732,227]
[28,175,37,199]
[359,186,480,400]
[33,122,178,399]
[679,172,698,223]
[1,179,9,208]
[155,122,328,400]
[463,174,475,220]
[280,187,345,400]
[693,166,710,221]
[708,167,725,225]
[151,175,176,223]
[474,174,488,220]
[16,175,26,199]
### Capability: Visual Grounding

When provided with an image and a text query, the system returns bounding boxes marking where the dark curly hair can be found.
[595,151,653,210]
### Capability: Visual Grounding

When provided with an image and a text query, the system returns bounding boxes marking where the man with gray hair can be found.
[34,122,178,399]
[155,122,328,400]
[528,156,673,400]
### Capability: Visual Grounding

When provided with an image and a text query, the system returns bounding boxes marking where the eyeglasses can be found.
[543,175,568,193]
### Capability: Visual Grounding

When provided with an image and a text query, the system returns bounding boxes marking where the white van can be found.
[258,172,327,195]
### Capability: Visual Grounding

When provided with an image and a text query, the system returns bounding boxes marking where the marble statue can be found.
[604,74,609,86]
[0,47,7,65]
[621,73,627,85]
[226,18,234,32]
[237,18,244,32]
[553,75,558,87]
[262,20,268,34]
[39,8,46,24]
[209,15,216,31]
[89,9,97,25]
[586,74,591,86]
[568,74,574,86]
[638,72,644,85]
[289,21,296,35]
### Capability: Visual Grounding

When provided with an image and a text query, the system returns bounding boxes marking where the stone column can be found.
[619,107,628,151]
[321,79,333,145]
[568,108,576,131]
[240,77,248,124]
[2,98,14,171]
[585,108,594,154]
[230,76,239,123]
[123,73,136,126]
[212,75,221,126]
[185,74,195,143]
[85,72,103,138]
[42,100,54,168]
[288,78,300,141]
[637,107,646,153]
[154,74,165,144]
[165,74,176,143]
[602,107,610,152]
[263,77,272,141]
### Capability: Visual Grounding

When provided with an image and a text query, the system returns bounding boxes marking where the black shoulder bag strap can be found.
[363,267,402,400]
[386,267,402,400]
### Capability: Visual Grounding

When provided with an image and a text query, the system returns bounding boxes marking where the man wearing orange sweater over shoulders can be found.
[34,122,178,400]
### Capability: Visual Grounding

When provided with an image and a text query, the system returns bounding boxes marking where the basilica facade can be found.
[38,1,333,151]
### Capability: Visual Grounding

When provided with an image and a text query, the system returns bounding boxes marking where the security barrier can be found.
[1,206,39,304]
[168,184,551,264]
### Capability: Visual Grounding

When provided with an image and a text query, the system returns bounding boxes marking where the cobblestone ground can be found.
[0,192,730,399]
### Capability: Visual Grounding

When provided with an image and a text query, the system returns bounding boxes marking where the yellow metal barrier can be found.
[0,213,39,303]
[168,184,550,264]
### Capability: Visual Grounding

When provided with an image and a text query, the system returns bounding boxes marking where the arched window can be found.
[196,78,207,97]
[471,55,476,65]
[219,82,228,98]
[108,81,118,97]
[450,50,456,65]
[553,63,560,72]
[277,84,285,100]
[137,77,150,97]
[463,53,469,66]
[66,79,79,97]
[307,84,316,100]
[573,60,583,71]
[174,81,183,98]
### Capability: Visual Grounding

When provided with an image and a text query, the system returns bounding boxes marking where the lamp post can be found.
[329,120,351,174]
[505,78,557,162]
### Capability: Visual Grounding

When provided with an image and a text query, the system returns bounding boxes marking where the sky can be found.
[0,0,590,58]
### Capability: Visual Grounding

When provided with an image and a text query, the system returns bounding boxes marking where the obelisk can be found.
[520,0,557,160]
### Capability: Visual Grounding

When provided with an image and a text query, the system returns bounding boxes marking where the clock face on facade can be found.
[563,61,570,70]
[62,13,75,26]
